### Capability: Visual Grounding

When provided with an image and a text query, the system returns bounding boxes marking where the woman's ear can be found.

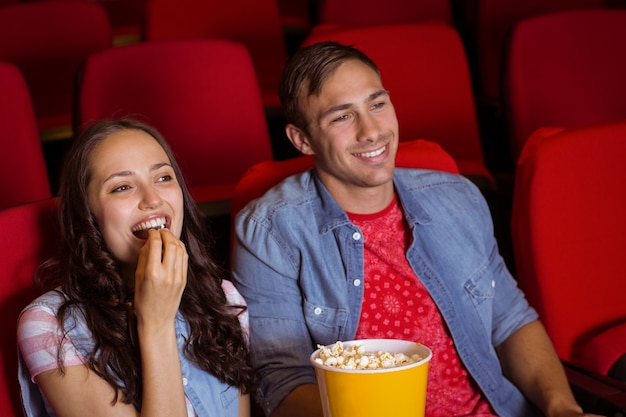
[285,124,314,156]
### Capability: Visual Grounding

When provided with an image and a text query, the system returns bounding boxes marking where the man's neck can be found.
[329,182,395,215]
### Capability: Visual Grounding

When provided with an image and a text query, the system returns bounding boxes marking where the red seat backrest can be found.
[144,0,287,108]
[0,62,51,210]
[475,0,610,104]
[77,39,274,204]
[318,0,453,26]
[0,198,59,417]
[504,8,626,162]
[512,121,626,365]
[0,1,112,139]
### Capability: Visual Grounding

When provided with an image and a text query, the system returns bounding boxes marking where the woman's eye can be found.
[157,174,173,183]
[111,185,130,193]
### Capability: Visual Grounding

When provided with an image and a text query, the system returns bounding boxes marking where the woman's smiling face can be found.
[87,128,184,268]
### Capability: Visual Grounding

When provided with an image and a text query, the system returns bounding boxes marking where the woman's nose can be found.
[138,185,163,210]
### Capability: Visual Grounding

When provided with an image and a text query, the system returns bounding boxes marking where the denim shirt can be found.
[232,168,540,417]
[18,290,240,417]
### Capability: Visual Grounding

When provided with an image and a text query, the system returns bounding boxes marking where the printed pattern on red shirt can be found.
[348,196,496,417]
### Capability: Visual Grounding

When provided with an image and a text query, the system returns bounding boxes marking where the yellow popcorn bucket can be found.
[310,339,432,417]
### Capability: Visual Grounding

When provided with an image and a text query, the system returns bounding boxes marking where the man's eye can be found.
[333,114,349,122]
[372,102,385,110]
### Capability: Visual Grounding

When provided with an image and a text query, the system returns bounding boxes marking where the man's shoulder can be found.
[395,167,471,189]
[238,170,317,219]
[394,168,484,212]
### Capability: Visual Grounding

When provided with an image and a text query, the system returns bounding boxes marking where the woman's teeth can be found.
[132,217,167,236]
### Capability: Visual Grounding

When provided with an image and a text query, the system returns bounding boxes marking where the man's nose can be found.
[356,113,381,142]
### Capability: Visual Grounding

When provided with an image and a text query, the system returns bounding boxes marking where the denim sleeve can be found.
[231,213,317,416]
[471,182,539,347]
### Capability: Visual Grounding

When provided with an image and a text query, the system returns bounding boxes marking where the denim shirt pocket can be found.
[463,271,496,330]
[303,299,349,345]
[464,275,495,304]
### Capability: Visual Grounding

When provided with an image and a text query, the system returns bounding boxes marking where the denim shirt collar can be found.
[310,168,433,233]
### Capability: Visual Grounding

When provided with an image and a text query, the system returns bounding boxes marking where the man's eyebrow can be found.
[368,89,390,102]
[102,162,172,184]
[320,103,353,120]
[319,89,390,121]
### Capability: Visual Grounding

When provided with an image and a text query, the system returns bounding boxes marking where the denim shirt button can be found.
[491,280,496,287]
[353,279,361,287]
[182,377,188,386]
[314,307,323,315]
[352,232,361,240]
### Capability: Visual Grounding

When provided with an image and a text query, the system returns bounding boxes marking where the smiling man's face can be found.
[290,59,399,206]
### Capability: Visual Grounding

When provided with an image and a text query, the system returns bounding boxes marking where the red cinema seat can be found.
[317,0,453,26]
[512,121,626,380]
[504,8,626,162]
[0,1,112,141]
[144,0,288,111]
[0,198,59,417]
[76,39,273,210]
[0,62,51,210]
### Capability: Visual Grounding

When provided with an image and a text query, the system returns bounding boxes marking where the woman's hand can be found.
[133,228,188,331]
[134,228,190,416]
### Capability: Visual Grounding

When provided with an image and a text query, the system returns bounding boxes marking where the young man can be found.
[232,42,600,417]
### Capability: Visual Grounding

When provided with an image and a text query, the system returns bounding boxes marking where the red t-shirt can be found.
[348,196,496,417]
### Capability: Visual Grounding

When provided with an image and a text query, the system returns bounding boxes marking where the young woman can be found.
[17,119,256,417]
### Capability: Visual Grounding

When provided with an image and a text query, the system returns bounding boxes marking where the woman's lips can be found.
[131,216,168,239]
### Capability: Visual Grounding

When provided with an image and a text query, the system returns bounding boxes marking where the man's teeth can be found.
[354,147,385,158]
[132,217,167,232]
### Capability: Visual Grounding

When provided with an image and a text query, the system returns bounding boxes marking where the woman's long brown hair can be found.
[36,119,257,406]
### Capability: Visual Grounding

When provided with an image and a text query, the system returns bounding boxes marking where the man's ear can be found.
[285,124,314,155]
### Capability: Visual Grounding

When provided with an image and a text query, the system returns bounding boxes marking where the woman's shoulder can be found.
[19,288,92,345]
[18,288,71,347]
[18,290,86,382]
[21,288,67,316]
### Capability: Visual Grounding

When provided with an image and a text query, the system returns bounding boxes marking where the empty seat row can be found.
[0,1,112,141]
[78,38,274,208]
[504,8,626,162]
[0,38,275,212]
[3,1,626,209]
[0,62,51,210]
[472,0,618,107]
[4,4,626,197]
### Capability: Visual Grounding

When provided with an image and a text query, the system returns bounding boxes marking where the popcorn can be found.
[315,341,423,370]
